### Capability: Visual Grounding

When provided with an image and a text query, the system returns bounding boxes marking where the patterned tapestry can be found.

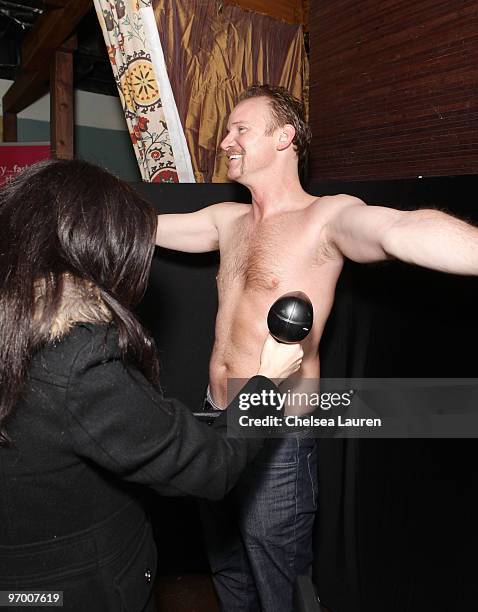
[94,0,195,182]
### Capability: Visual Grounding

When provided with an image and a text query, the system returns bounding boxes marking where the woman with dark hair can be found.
[0,159,302,611]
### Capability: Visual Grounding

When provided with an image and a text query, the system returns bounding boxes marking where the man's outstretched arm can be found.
[326,197,478,275]
[155,203,231,253]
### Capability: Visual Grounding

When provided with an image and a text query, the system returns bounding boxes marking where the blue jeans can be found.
[200,435,318,612]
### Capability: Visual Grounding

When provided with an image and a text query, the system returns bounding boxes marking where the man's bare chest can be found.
[218,213,325,292]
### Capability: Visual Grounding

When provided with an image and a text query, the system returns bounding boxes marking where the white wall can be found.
[0,79,140,180]
[0,78,127,131]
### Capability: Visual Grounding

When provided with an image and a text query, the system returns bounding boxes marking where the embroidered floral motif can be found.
[94,0,179,182]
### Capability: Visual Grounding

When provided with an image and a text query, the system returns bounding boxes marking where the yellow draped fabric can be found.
[152,0,308,182]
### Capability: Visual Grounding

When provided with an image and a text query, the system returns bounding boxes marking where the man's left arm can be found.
[326,197,478,275]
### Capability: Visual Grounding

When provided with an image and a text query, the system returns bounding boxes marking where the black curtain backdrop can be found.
[135,177,478,612]
[310,177,478,612]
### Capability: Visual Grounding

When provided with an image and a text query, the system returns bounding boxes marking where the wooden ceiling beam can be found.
[2,71,49,116]
[42,0,70,7]
[2,0,92,115]
[22,0,91,70]
[50,43,75,159]
[2,112,18,143]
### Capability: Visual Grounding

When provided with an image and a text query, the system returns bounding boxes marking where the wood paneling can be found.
[308,0,478,180]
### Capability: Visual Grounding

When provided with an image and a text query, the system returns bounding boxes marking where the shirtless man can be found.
[156,85,478,611]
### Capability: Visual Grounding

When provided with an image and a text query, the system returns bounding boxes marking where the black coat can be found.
[0,323,275,611]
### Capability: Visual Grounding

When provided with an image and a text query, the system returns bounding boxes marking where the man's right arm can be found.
[325,196,478,275]
[155,203,231,253]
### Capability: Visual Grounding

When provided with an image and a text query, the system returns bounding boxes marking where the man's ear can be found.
[277,124,296,151]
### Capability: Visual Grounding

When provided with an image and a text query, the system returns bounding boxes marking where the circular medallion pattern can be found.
[120,59,160,110]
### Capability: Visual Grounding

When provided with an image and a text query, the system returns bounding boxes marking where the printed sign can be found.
[0,142,50,186]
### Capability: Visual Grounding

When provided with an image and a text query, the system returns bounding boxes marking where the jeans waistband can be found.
[204,386,314,435]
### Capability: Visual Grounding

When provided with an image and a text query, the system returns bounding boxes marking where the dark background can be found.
[136,177,478,612]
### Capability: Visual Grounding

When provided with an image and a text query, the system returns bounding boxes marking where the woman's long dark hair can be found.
[0,159,160,444]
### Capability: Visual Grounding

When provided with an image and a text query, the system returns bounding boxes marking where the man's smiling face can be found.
[220,97,279,184]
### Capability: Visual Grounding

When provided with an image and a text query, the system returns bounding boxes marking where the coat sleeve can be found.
[65,336,278,500]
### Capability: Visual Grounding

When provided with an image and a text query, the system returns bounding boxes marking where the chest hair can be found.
[220,216,306,291]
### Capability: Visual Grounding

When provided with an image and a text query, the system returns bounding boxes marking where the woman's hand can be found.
[257,334,304,381]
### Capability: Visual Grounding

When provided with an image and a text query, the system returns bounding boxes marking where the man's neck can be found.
[245,173,310,219]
